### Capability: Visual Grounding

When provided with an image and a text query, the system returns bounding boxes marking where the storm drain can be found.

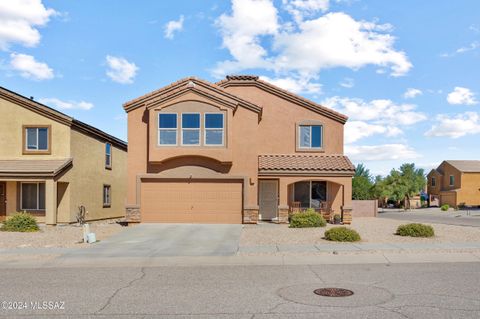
[314,288,354,297]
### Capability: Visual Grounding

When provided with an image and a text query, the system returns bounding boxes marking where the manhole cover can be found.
[314,288,354,297]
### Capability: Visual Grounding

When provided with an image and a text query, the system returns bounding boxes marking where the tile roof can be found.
[0,158,73,177]
[445,160,480,172]
[258,154,355,175]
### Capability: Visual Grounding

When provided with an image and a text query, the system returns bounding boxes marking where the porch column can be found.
[341,179,353,224]
[277,179,289,223]
[45,179,57,225]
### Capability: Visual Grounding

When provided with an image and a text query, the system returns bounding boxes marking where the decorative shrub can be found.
[1,212,39,232]
[324,227,361,242]
[440,204,449,211]
[289,209,326,228]
[396,223,434,237]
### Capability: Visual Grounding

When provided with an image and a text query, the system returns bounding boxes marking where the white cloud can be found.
[403,88,422,99]
[259,75,321,94]
[322,96,426,126]
[214,0,278,76]
[164,15,184,39]
[38,98,93,110]
[105,55,138,84]
[283,0,329,23]
[345,121,402,143]
[345,144,420,161]
[441,41,480,57]
[425,112,480,138]
[9,53,54,80]
[0,0,56,50]
[214,2,411,82]
[339,77,354,88]
[447,87,478,105]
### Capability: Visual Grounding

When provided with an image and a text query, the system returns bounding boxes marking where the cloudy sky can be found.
[1,0,479,175]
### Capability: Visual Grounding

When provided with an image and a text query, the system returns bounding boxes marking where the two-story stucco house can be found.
[0,86,127,225]
[427,160,480,207]
[124,75,354,224]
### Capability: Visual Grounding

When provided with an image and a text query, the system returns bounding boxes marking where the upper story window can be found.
[181,113,200,146]
[105,143,112,169]
[298,125,322,149]
[205,113,224,146]
[23,125,50,154]
[158,113,177,145]
[431,177,436,187]
[449,175,454,186]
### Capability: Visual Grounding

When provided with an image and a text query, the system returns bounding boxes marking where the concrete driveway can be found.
[65,224,242,258]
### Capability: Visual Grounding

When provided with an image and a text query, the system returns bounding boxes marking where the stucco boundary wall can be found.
[352,200,378,217]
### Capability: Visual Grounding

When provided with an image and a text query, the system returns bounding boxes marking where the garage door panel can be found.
[140,180,242,224]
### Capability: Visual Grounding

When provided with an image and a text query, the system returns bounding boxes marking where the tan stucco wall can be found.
[63,129,127,222]
[223,85,344,154]
[0,96,71,159]
[456,173,480,205]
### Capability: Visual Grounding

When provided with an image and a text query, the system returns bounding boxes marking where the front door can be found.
[0,182,6,219]
[259,180,278,220]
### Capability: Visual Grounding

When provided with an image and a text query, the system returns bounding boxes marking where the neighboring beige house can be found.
[0,86,127,225]
[427,160,480,207]
[124,75,354,224]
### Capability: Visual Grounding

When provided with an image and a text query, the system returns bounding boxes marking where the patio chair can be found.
[289,201,302,214]
[320,201,333,222]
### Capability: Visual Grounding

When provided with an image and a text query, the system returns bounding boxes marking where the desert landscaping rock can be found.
[0,222,123,249]
[241,218,480,246]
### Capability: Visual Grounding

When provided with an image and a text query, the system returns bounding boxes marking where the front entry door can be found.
[0,182,6,218]
[259,180,278,220]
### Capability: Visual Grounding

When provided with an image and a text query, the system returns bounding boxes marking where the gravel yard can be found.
[0,222,124,249]
[240,217,480,246]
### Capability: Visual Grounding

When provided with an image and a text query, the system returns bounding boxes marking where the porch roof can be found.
[258,154,355,176]
[0,158,73,178]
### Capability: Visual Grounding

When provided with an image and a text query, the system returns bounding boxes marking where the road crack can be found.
[95,267,146,314]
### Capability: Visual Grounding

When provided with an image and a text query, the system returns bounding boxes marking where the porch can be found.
[0,159,72,225]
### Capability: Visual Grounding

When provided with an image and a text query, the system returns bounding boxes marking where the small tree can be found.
[352,164,374,200]
[382,163,426,209]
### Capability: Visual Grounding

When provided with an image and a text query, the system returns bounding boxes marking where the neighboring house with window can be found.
[124,75,354,224]
[0,86,127,224]
[427,160,480,207]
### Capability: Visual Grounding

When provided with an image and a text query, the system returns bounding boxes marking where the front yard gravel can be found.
[240,217,480,246]
[0,221,124,249]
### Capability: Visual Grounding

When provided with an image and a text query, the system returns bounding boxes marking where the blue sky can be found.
[1,0,479,175]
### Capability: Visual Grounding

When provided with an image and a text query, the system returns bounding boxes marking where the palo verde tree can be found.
[382,163,426,209]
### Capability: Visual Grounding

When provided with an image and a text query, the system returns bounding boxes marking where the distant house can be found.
[427,160,480,207]
[0,87,127,225]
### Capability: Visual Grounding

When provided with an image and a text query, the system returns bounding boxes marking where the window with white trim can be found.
[103,185,111,207]
[21,182,45,210]
[26,127,49,151]
[204,113,224,146]
[298,125,322,149]
[158,114,177,145]
[181,113,200,145]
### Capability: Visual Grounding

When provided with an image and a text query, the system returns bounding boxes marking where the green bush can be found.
[0,212,39,232]
[289,209,326,228]
[440,204,449,211]
[324,227,361,242]
[396,223,434,237]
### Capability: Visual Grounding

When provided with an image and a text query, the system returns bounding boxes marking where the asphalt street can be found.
[1,262,479,318]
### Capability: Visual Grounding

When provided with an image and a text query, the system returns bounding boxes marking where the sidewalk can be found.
[1,241,480,268]
[238,241,480,253]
